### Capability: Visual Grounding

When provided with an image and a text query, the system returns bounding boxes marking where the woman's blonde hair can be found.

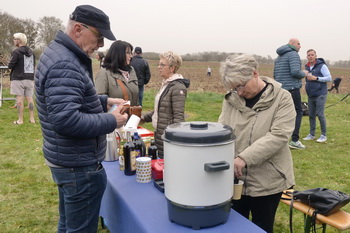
[159,51,182,73]
[220,54,259,90]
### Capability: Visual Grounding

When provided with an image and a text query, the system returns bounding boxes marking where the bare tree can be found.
[36,16,65,48]
[0,11,37,59]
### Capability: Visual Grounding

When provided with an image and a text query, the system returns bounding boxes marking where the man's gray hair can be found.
[220,54,259,90]
[13,33,27,45]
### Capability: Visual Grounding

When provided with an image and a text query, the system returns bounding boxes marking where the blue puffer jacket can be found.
[35,31,117,167]
[273,45,306,90]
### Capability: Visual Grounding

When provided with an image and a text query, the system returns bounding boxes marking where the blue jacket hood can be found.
[276,44,295,56]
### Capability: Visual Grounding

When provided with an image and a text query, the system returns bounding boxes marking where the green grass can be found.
[1,87,350,233]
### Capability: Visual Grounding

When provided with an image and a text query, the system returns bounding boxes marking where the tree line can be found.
[1,11,349,68]
[0,11,64,66]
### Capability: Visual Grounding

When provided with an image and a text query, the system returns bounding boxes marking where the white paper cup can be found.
[232,180,244,200]
[125,114,141,129]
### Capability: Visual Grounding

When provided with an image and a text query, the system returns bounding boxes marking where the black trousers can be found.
[231,192,282,233]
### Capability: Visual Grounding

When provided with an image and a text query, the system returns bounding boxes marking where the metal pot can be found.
[104,131,119,162]
[163,121,235,229]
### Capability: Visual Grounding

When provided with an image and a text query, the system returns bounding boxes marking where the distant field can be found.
[95,60,350,95]
[1,60,348,94]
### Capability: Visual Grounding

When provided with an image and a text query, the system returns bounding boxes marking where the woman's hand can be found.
[234,157,246,178]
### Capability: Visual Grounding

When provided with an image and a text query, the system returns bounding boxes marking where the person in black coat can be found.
[328,77,342,93]
[130,47,151,106]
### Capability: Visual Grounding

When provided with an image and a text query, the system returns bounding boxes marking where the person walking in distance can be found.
[207,66,212,76]
[130,46,151,106]
[274,38,309,149]
[35,5,128,232]
[303,49,331,143]
[8,33,36,124]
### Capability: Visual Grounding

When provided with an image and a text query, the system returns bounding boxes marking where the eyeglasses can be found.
[233,81,248,92]
[81,24,104,41]
[158,63,170,68]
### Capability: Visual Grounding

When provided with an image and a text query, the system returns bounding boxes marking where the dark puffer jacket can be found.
[143,78,190,158]
[273,44,305,90]
[35,31,117,167]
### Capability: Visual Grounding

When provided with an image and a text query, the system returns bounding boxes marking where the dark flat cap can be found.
[70,5,116,40]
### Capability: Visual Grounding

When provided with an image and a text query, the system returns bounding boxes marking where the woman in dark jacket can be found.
[142,51,190,158]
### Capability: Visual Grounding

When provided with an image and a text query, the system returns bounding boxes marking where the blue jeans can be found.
[289,89,303,142]
[50,164,107,233]
[308,94,327,136]
[138,85,144,106]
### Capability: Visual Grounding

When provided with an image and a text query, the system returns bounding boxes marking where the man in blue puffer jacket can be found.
[35,5,128,233]
[303,49,331,143]
[274,38,309,150]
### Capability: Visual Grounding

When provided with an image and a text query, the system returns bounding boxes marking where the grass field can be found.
[0,61,349,232]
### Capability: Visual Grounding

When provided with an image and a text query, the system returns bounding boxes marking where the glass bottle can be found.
[123,131,136,176]
[148,140,158,160]
[133,132,143,158]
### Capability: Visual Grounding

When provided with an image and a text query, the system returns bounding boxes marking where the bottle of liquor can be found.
[123,131,136,176]
[148,140,158,160]
[117,128,125,171]
[133,132,143,158]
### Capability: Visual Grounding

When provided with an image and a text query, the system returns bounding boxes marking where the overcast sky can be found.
[2,0,350,62]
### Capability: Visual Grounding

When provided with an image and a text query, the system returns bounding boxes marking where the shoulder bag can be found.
[282,188,350,233]
[116,79,142,118]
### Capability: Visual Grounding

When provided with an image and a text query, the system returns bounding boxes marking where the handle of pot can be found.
[204,161,230,172]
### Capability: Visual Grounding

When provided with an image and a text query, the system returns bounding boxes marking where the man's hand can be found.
[107,98,126,111]
[306,73,318,81]
[110,104,128,128]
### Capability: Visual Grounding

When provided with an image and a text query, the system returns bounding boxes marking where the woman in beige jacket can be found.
[218,54,295,233]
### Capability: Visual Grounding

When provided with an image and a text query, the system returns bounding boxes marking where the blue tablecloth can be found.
[100,161,266,233]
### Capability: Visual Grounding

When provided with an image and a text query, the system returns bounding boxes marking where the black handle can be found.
[190,122,208,129]
[204,161,230,172]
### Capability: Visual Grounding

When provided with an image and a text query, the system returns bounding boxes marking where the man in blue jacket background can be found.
[35,5,128,232]
[303,49,331,143]
[274,38,309,150]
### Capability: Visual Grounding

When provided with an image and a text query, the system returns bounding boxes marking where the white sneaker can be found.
[316,135,327,143]
[303,134,315,140]
[289,140,306,149]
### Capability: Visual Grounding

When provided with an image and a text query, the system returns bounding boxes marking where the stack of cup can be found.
[136,157,152,183]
